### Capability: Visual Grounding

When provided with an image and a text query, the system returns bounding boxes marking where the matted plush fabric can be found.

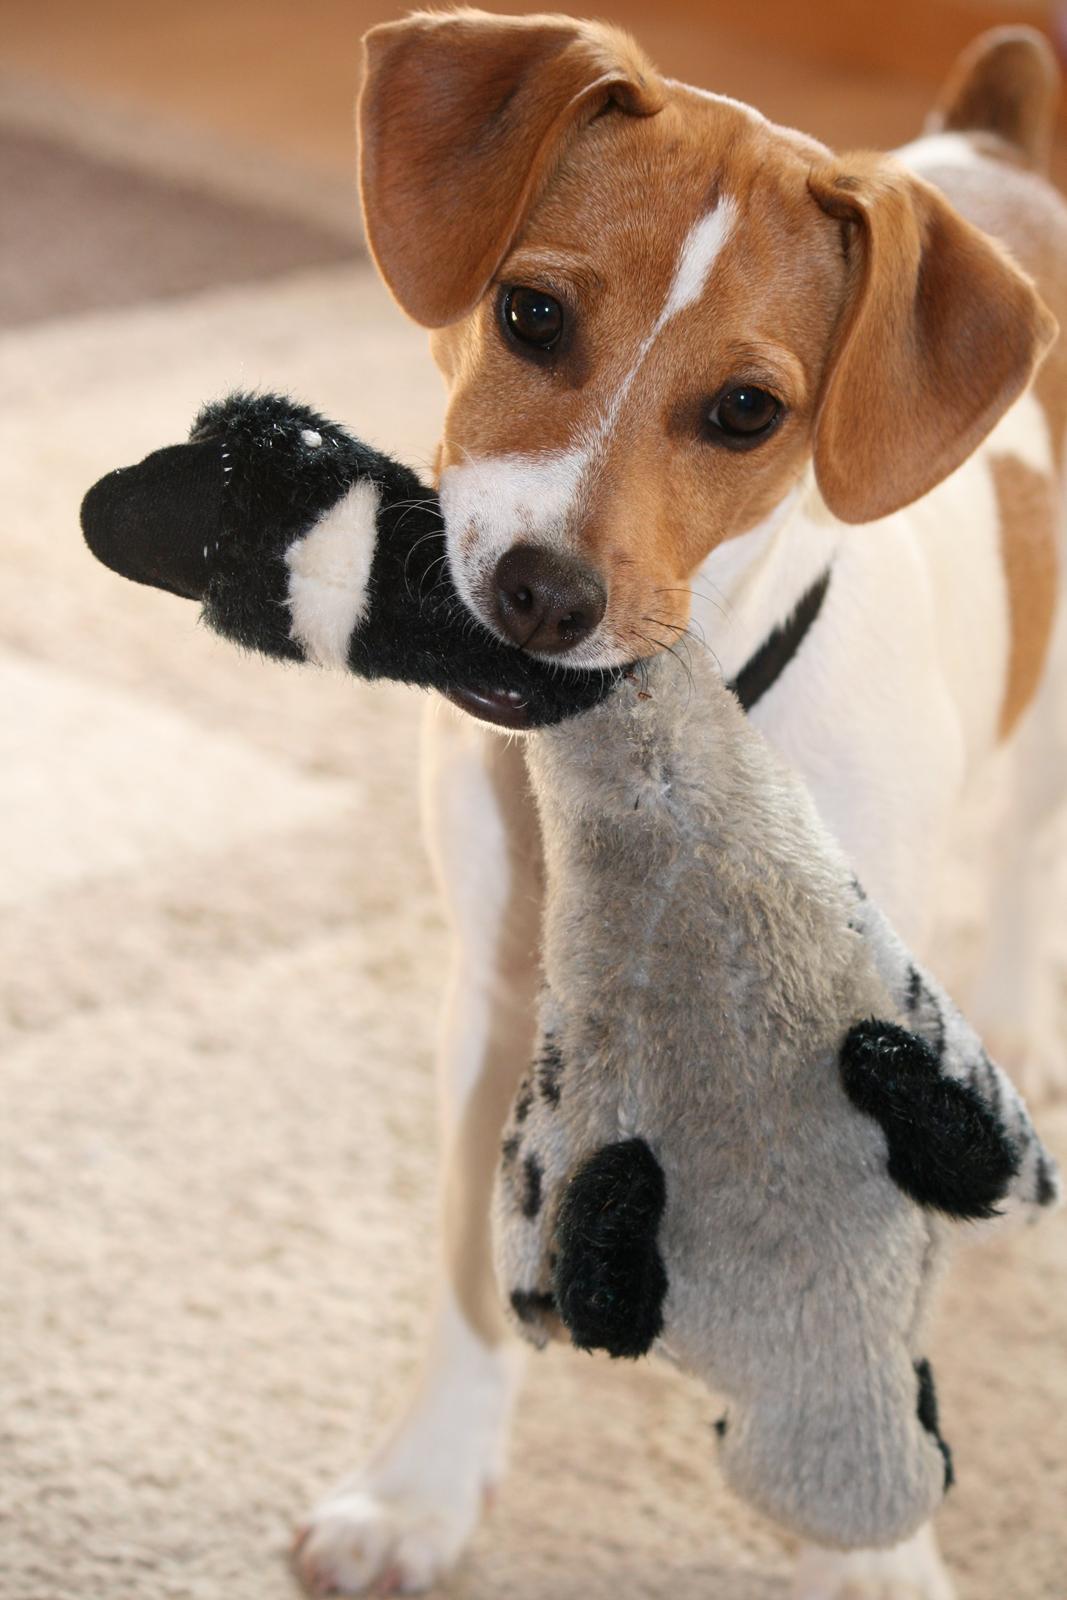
[2,101,1066,1600]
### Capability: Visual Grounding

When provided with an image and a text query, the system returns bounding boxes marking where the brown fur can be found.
[917,154,1067,474]
[992,453,1060,738]
[359,9,662,327]
[360,10,1064,726]
[808,155,1057,524]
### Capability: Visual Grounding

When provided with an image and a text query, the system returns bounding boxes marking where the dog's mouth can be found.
[444,684,534,730]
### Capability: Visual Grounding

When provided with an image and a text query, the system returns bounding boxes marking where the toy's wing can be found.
[852,889,1060,1220]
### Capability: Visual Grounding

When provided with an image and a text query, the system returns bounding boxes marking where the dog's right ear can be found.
[358,8,663,327]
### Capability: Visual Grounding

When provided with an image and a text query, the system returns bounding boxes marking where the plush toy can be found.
[495,655,1059,1551]
[82,392,1059,1553]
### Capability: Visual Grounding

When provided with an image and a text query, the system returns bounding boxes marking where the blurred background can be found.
[2,4,1066,1600]
[7,0,1067,334]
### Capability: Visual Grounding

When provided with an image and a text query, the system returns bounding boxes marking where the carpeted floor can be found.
[2,66,1066,1600]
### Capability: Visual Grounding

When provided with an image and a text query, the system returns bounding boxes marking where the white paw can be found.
[791,1525,956,1600]
[292,1482,484,1596]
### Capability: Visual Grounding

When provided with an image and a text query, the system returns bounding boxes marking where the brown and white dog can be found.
[293,14,1067,1597]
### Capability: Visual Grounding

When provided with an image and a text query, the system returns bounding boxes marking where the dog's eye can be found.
[502,287,564,351]
[706,386,781,446]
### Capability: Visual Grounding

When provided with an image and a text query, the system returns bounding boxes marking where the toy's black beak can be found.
[81,438,223,602]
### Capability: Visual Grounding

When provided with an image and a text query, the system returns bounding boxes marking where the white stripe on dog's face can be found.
[660,200,740,322]
[441,198,739,659]
[582,198,739,451]
[285,478,379,669]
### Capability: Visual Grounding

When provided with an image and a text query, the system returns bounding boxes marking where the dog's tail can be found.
[928,27,1060,174]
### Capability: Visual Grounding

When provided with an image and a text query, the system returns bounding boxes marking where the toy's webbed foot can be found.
[553,1137,668,1359]
[840,1019,1020,1219]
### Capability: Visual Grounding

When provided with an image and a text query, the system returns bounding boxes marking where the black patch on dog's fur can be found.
[553,1138,668,1360]
[521,1154,543,1219]
[510,1288,556,1324]
[915,1358,954,1491]
[501,1134,520,1167]
[713,1414,728,1438]
[840,1020,1020,1220]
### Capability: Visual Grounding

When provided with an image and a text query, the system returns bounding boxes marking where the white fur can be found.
[438,447,588,622]
[284,479,378,670]
[660,200,739,321]
[294,1292,524,1595]
[895,130,984,172]
[688,388,1053,940]
[583,198,739,450]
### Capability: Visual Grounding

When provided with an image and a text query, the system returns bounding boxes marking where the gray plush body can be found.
[494,648,1058,1551]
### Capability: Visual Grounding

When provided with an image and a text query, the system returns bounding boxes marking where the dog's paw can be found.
[791,1525,955,1600]
[292,1481,485,1596]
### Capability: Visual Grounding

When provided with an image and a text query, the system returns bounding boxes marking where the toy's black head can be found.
[81,392,623,728]
[81,439,224,602]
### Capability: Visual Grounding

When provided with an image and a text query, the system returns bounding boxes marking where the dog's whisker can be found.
[652,583,732,623]
[641,615,723,677]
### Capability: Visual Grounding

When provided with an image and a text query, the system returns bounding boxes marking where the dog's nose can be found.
[493,545,607,654]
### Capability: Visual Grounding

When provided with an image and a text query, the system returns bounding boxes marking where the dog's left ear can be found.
[809,156,1057,525]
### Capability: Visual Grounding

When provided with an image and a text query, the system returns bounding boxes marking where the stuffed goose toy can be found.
[82,391,1059,1553]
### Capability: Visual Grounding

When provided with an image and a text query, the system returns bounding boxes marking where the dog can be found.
[292,14,1067,1597]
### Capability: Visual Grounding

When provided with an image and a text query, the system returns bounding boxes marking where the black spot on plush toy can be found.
[83,390,1060,1555]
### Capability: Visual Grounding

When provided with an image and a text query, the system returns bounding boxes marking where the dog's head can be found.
[359,9,1055,687]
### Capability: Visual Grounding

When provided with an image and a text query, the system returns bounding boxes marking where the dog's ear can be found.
[358,8,663,328]
[808,156,1057,525]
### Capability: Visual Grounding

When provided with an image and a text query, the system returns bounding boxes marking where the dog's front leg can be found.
[293,706,541,1596]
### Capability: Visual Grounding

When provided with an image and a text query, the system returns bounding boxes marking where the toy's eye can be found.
[705,386,781,447]
[502,286,564,351]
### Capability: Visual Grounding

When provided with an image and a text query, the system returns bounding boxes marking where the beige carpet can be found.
[2,122,1067,1600]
